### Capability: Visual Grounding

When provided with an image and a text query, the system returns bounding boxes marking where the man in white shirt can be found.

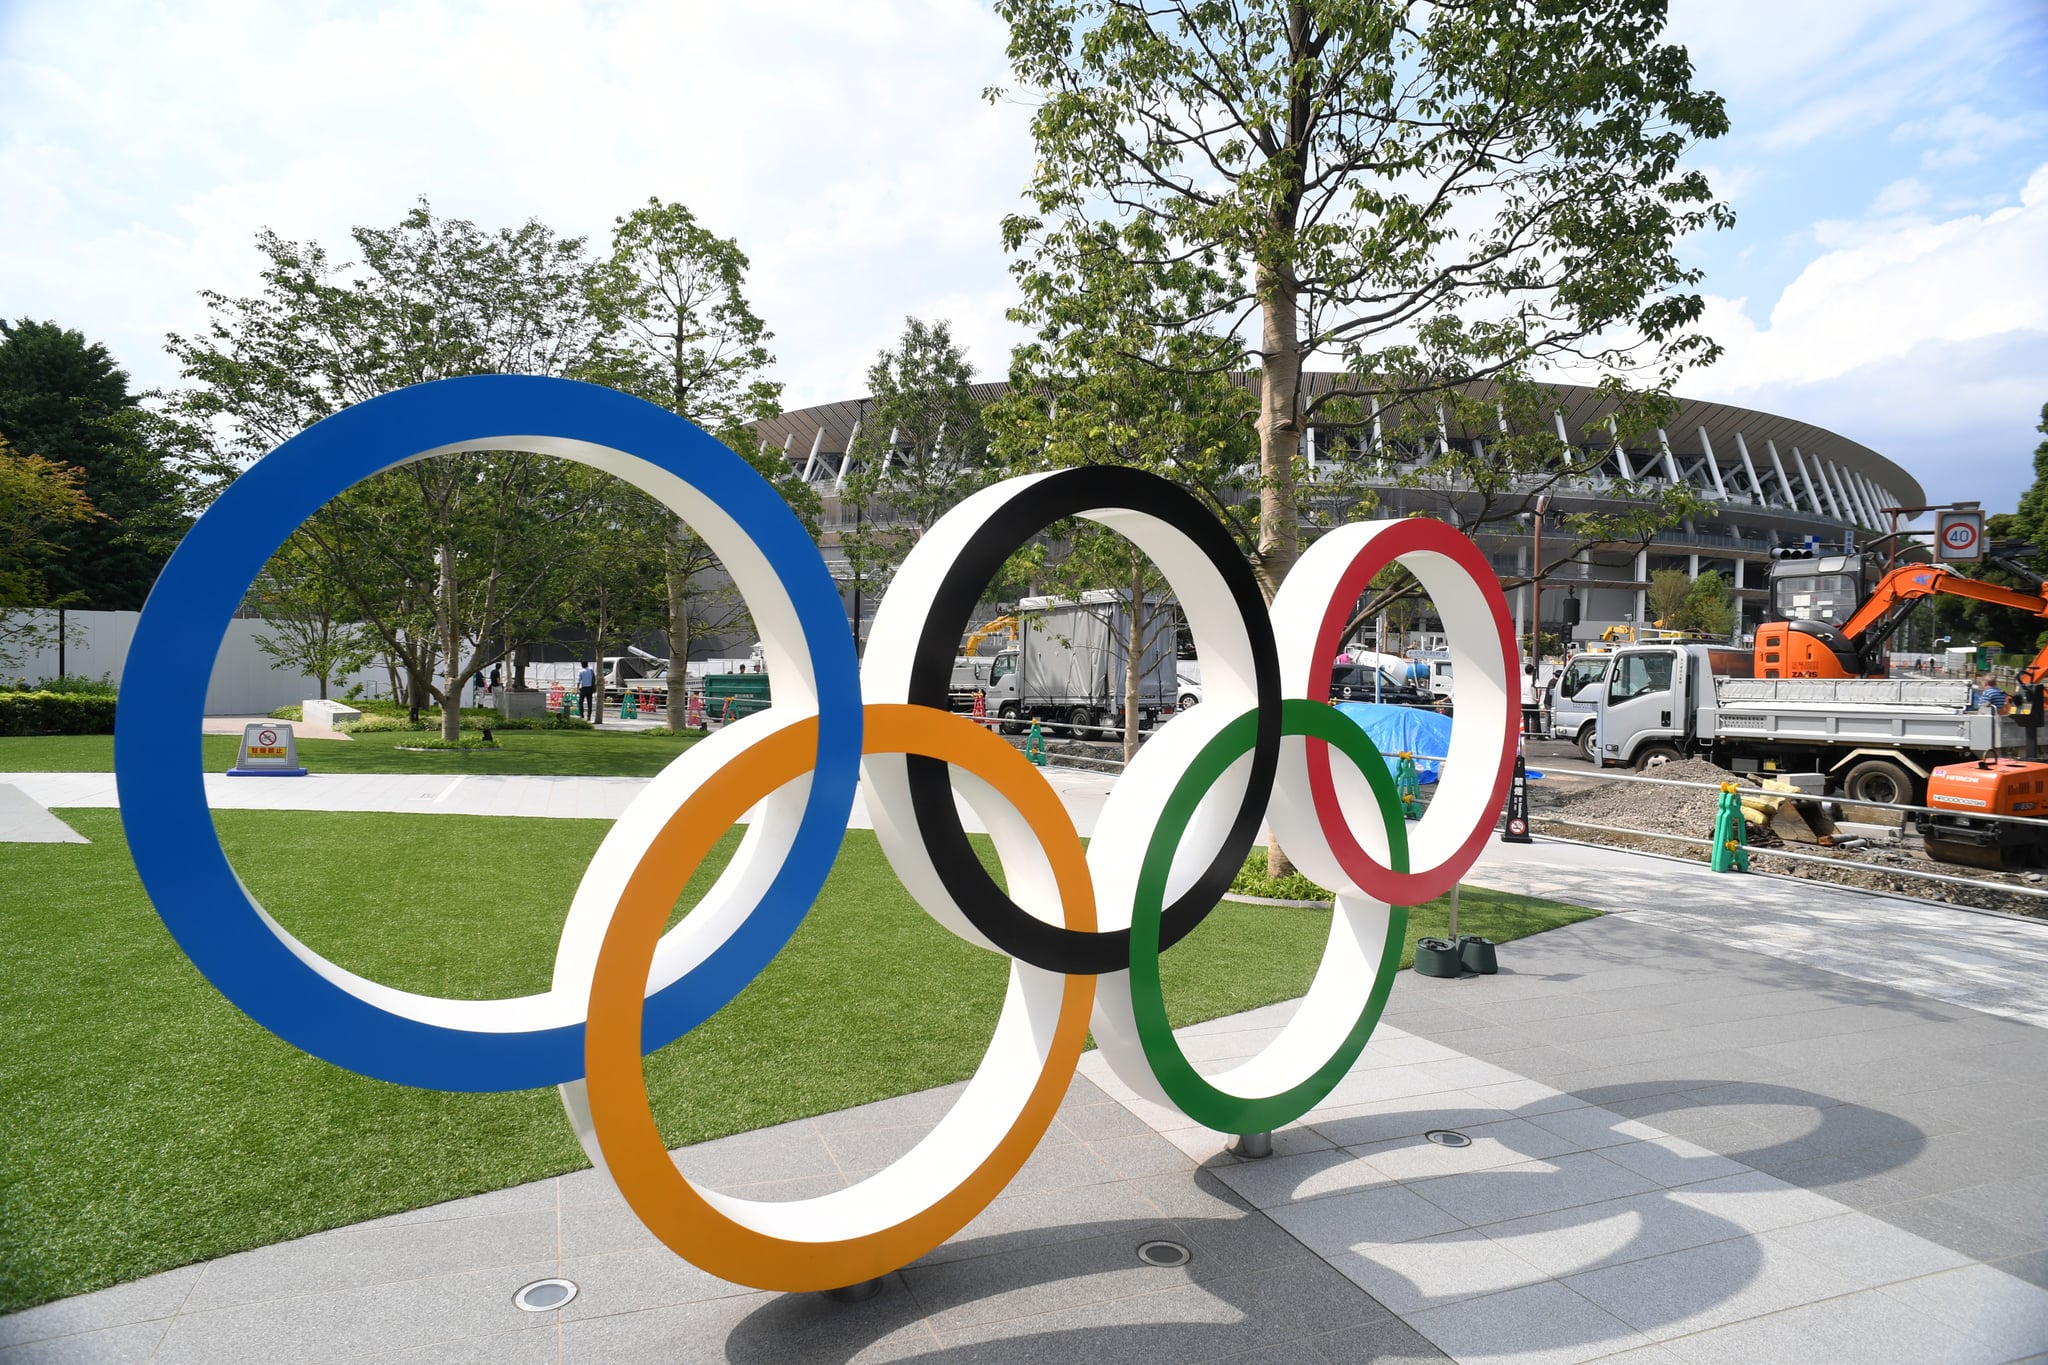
[576,661,597,719]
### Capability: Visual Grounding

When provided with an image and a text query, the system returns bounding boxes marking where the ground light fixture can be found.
[512,1278,577,1312]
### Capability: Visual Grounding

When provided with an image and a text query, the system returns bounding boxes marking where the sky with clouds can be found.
[2,0,2044,511]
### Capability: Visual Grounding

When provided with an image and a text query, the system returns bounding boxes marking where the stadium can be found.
[752,375,1924,648]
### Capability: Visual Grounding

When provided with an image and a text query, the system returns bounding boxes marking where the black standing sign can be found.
[1501,751,1532,843]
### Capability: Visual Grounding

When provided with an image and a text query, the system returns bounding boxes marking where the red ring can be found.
[1304,519,1519,905]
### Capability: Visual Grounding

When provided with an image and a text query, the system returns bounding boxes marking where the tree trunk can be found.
[1259,272,1305,880]
[1124,556,1144,765]
[438,544,462,742]
[667,559,691,729]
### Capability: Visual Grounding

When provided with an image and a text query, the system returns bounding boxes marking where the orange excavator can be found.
[1755,552,2048,683]
[1756,548,2048,868]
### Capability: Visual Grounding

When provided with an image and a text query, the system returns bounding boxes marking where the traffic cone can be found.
[1711,782,1750,873]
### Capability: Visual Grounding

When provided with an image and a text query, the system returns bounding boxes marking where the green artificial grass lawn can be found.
[0,727,700,776]
[0,809,1596,1312]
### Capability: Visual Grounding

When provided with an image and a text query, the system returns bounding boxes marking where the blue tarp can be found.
[1332,702,1454,783]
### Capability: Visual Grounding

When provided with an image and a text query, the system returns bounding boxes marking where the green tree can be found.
[2012,401,2048,560]
[994,0,1732,600]
[842,318,993,608]
[1681,569,1734,639]
[246,543,374,700]
[584,199,811,672]
[991,296,1258,761]
[0,320,178,609]
[168,201,614,740]
[1647,568,1691,629]
[0,434,97,670]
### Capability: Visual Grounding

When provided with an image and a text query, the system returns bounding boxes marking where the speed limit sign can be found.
[1935,507,1984,562]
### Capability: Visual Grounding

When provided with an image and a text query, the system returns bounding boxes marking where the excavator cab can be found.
[1755,553,1880,679]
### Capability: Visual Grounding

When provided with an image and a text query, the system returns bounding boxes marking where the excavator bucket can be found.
[1921,837,2019,872]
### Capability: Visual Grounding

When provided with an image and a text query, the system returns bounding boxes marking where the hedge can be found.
[0,691,118,737]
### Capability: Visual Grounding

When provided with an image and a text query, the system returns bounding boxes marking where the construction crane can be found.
[961,614,1018,656]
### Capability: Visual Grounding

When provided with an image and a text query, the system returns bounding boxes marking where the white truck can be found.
[984,592,1177,738]
[1594,641,1999,805]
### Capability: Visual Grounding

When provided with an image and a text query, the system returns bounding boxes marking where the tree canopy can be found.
[0,319,179,610]
[994,0,1733,597]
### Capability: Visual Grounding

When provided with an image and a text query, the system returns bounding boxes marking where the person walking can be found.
[576,661,597,719]
[488,663,502,694]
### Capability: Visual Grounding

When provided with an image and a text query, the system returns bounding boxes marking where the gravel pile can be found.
[1531,758,1739,840]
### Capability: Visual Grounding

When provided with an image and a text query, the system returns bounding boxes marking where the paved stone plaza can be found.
[4,769,2047,1362]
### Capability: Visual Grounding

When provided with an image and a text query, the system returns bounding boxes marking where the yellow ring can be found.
[582,703,1097,1291]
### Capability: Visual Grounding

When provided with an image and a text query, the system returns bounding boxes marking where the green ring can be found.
[1129,698,1411,1133]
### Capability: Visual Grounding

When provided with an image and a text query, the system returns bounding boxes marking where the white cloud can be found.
[0,0,1035,403]
[1870,177,1930,215]
[1897,104,2048,169]
[1691,162,2048,392]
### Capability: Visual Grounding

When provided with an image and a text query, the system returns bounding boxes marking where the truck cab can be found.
[1547,652,1613,760]
[1597,646,1693,766]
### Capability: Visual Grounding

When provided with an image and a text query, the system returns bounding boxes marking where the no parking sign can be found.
[1935,507,1984,562]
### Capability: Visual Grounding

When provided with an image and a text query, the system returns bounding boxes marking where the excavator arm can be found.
[1834,564,2048,679]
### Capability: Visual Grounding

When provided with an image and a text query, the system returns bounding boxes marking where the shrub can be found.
[30,674,120,698]
[1230,848,1333,903]
[390,736,500,751]
[268,706,304,721]
[0,691,117,736]
[337,714,416,734]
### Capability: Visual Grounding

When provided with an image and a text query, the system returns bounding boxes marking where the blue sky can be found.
[2,0,2043,513]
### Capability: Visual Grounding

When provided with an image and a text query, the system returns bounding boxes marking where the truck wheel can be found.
[1841,758,1916,807]
[997,703,1021,737]
[1577,725,1599,763]
[1066,707,1094,739]
[1634,744,1681,771]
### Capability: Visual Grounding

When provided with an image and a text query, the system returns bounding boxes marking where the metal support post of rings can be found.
[115,377,1521,1292]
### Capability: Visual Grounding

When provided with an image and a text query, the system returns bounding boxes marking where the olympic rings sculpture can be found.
[116,376,1518,1292]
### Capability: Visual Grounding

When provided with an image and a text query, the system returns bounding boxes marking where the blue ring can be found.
[115,376,861,1092]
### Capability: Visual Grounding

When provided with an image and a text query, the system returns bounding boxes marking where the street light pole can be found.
[1530,493,1552,658]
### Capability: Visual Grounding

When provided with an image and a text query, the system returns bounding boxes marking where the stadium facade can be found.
[751,375,1923,647]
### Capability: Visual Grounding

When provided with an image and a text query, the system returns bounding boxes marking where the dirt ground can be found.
[1523,758,2048,918]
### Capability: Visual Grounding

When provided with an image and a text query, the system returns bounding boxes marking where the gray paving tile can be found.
[1656,1312,1856,1364]
[914,1174,1188,1268]
[671,1117,842,1186]
[1596,1137,1748,1189]
[999,1139,1125,1196]
[559,1275,925,1365]
[1773,1287,2010,1365]
[810,1080,973,1138]
[1404,1278,1652,1365]
[1761,1210,1974,1289]
[558,1242,755,1319]
[364,1325,563,1363]
[1264,1184,1468,1257]
[900,1221,1192,1332]
[1051,1097,1156,1141]
[1086,1130,1201,1180]
[1480,1189,1754,1279]
[1868,1193,2048,1262]
[1997,1248,2048,1292]
[1407,1151,1662,1227]
[0,1320,164,1364]
[152,1257,558,1364]
[1306,1097,1510,1149]
[1306,1313,1453,1362]
[1322,1227,1548,1313]
[930,1259,1395,1364]
[1879,1264,2048,1360]
[1562,1237,1858,1342]
[1208,1147,1392,1210]
[180,1206,559,1311]
[0,1264,200,1348]
[1659,1170,1845,1234]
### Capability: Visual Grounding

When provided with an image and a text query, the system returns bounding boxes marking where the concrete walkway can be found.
[7,914,2046,1363]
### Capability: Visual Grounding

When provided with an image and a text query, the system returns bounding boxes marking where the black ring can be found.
[904,466,1281,975]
